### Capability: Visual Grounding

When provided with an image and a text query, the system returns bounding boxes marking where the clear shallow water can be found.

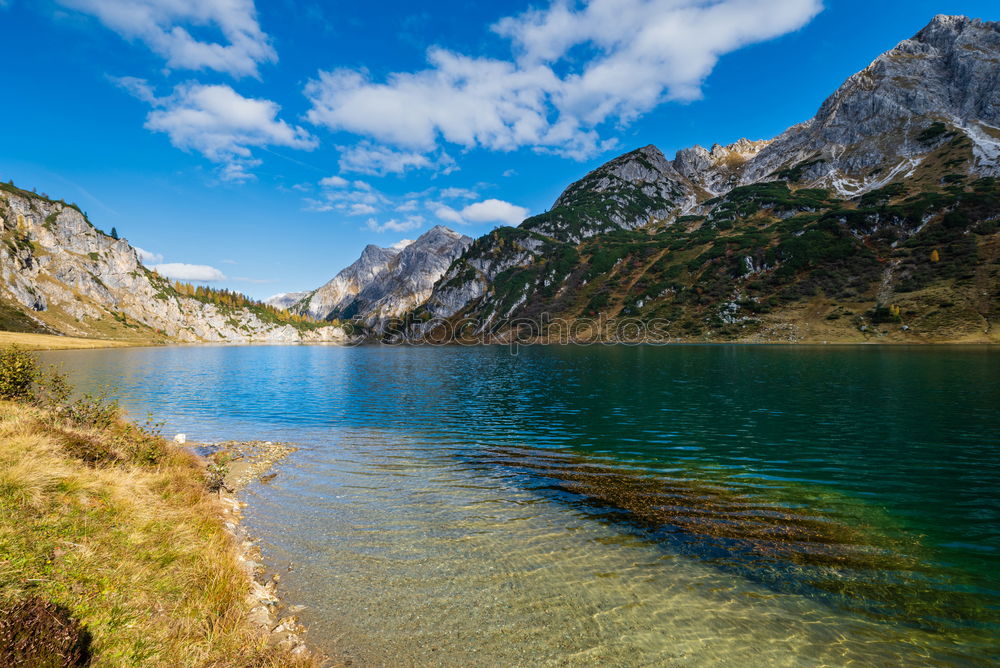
[40,344,1000,666]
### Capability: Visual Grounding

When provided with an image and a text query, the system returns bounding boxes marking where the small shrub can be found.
[62,392,119,431]
[33,366,71,406]
[0,346,40,401]
[869,305,902,324]
[109,420,168,466]
[206,454,231,493]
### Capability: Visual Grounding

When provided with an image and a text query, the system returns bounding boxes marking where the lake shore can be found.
[0,331,158,351]
[0,393,321,666]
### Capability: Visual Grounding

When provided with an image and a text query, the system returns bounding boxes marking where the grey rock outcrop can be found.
[673,139,771,195]
[422,228,548,320]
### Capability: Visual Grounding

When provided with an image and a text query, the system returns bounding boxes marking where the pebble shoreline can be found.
[195,440,321,663]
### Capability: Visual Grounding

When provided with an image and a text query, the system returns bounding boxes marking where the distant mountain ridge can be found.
[277,226,472,327]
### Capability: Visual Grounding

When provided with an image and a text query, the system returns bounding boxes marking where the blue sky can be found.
[1,0,997,299]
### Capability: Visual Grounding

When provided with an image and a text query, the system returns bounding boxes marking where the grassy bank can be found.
[0,331,152,351]
[0,346,315,666]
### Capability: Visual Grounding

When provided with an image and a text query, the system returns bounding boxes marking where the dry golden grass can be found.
[0,400,316,667]
[0,331,152,351]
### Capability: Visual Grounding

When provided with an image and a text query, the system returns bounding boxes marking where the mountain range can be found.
[404,14,1000,343]
[1,14,997,344]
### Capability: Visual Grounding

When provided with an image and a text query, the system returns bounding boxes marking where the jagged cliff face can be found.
[409,15,1000,343]
[737,14,1000,193]
[673,139,771,195]
[291,225,472,326]
[0,188,349,343]
[292,244,402,320]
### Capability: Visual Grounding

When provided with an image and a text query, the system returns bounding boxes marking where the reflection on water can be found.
[40,344,1000,665]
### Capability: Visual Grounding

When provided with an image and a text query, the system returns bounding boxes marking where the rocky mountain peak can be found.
[916,14,985,46]
[552,145,673,207]
[294,226,472,323]
[737,14,1000,192]
[414,225,466,244]
[360,243,400,262]
[522,143,691,241]
[672,138,771,194]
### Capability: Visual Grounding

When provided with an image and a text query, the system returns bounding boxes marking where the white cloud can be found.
[365,216,426,233]
[390,238,415,250]
[434,205,465,225]
[306,177,389,213]
[119,80,317,181]
[439,187,478,200]
[337,142,456,176]
[435,198,529,226]
[152,262,227,282]
[319,175,349,188]
[134,246,164,264]
[462,199,530,225]
[305,182,525,231]
[339,143,427,175]
[57,0,275,78]
[348,203,378,216]
[304,0,821,160]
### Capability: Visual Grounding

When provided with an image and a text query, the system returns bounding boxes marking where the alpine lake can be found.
[40,344,1000,666]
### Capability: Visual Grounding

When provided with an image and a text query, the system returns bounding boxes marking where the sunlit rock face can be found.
[738,15,1000,193]
[293,225,472,325]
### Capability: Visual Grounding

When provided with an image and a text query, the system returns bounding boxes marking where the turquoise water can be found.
[41,345,1000,665]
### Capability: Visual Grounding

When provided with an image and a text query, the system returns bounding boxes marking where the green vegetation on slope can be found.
[416,130,999,343]
[0,298,51,335]
[166,279,330,331]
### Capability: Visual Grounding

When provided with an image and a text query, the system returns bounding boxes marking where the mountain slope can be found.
[738,14,1000,193]
[290,244,402,320]
[0,185,349,343]
[405,15,1000,344]
[289,226,472,326]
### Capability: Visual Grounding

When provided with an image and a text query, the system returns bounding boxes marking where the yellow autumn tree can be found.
[930,249,940,262]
